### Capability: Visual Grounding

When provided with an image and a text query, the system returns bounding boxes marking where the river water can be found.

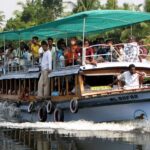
[0,120,150,150]
[0,102,150,149]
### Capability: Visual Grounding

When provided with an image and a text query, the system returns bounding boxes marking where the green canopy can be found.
[1,10,150,40]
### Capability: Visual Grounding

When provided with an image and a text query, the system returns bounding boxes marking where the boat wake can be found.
[0,101,20,122]
[0,102,149,139]
[0,120,149,135]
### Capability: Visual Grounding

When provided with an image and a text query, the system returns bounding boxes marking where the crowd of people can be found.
[0,35,149,72]
[0,36,148,97]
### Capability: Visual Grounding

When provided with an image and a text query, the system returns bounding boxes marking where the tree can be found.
[0,11,5,28]
[144,0,150,12]
[67,0,101,13]
[4,0,63,31]
[123,3,130,10]
[105,0,118,9]
[43,0,63,20]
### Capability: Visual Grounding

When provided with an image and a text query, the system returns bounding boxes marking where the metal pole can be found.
[65,37,68,46]
[3,35,5,54]
[3,35,6,74]
[130,26,133,37]
[82,18,86,66]
[18,33,21,71]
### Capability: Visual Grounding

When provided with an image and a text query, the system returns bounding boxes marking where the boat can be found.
[0,10,150,122]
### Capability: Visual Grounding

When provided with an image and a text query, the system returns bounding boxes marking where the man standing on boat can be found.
[38,40,52,97]
[30,36,41,64]
[117,64,145,89]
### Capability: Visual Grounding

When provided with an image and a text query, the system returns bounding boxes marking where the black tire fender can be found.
[46,100,55,114]
[28,102,34,113]
[70,98,78,113]
[38,106,47,122]
[54,108,64,122]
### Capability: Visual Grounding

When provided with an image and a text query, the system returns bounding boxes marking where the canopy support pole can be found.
[3,35,5,53]
[3,35,6,74]
[18,33,21,71]
[82,17,86,66]
[65,37,68,46]
[130,25,133,37]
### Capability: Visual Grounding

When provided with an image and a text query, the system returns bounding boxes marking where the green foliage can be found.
[67,0,101,13]
[3,0,150,45]
[105,0,118,9]
[4,0,63,31]
[0,11,5,29]
[43,0,63,20]
[145,0,150,12]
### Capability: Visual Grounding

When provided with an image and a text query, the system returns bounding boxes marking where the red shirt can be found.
[140,47,148,59]
[86,47,94,61]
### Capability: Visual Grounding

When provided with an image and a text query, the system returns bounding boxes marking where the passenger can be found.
[16,41,31,67]
[0,46,4,65]
[22,44,32,68]
[38,37,56,69]
[38,46,43,64]
[95,38,105,51]
[38,41,52,97]
[96,39,113,62]
[5,44,17,66]
[30,36,40,64]
[139,40,148,62]
[117,64,146,89]
[116,43,125,62]
[64,37,80,66]
[105,39,118,62]
[70,37,81,56]
[47,37,57,69]
[84,39,97,65]
[124,36,140,62]
[56,39,65,68]
[16,42,25,66]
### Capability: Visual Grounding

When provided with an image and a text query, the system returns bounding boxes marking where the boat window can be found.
[84,75,116,92]
[51,75,76,96]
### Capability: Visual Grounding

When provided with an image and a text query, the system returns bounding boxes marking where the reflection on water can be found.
[0,126,150,150]
[0,103,150,150]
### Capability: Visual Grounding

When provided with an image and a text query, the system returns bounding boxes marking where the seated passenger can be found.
[124,36,140,62]
[84,40,97,65]
[117,64,145,89]
[139,40,148,62]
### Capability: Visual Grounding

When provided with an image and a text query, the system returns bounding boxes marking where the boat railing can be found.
[1,53,150,74]
[0,43,150,74]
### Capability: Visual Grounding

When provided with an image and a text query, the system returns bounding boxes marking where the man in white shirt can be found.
[38,40,52,97]
[38,37,56,69]
[117,64,145,89]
